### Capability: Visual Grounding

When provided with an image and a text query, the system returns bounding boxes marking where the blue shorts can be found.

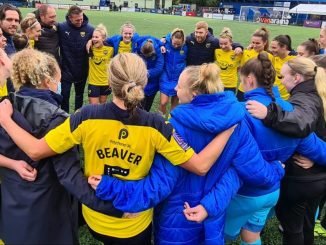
[144,79,159,97]
[159,73,177,97]
[88,84,111,97]
[224,189,280,241]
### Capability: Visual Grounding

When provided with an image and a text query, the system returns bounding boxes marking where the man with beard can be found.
[0,4,22,56]
[34,4,60,63]
[186,21,243,66]
[58,5,93,112]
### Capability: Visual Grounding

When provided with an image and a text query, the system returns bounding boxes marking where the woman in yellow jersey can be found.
[0,53,234,245]
[270,35,296,100]
[106,22,140,55]
[297,38,319,57]
[238,27,272,101]
[88,24,114,104]
[86,22,138,56]
[20,13,41,49]
[215,27,242,93]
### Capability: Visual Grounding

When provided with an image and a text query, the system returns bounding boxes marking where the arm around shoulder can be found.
[180,125,236,175]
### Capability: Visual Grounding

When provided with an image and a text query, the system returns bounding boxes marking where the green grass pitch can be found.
[19,8,326,245]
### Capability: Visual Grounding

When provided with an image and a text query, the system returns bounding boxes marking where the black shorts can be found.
[88,84,111,97]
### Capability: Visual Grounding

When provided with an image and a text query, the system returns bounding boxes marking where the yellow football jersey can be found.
[88,46,114,86]
[215,49,242,88]
[0,82,8,99]
[238,50,273,92]
[45,103,194,238]
[118,41,132,54]
[272,55,295,100]
[28,39,35,49]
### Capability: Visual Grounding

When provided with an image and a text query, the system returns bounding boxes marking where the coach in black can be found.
[186,21,243,66]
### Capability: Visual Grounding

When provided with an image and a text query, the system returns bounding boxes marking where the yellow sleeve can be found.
[236,53,242,65]
[45,117,82,154]
[155,129,194,166]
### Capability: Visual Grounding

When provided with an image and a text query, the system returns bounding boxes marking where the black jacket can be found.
[0,88,122,244]
[34,9,60,63]
[186,32,243,66]
[3,31,15,56]
[264,80,326,178]
[58,14,94,82]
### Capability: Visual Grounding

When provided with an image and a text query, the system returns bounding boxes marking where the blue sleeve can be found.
[95,154,180,212]
[296,133,326,165]
[231,123,285,187]
[106,35,120,46]
[200,167,242,216]
[148,51,164,78]
[105,37,114,46]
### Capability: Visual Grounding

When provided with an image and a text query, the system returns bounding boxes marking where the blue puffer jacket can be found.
[201,88,326,219]
[135,36,164,96]
[238,87,326,196]
[105,33,140,56]
[58,14,94,82]
[95,92,284,244]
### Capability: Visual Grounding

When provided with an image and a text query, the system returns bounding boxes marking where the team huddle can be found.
[0,3,325,245]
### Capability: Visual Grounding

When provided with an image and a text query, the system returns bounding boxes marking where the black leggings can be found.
[141,94,156,112]
[89,223,152,245]
[61,79,87,113]
[276,177,326,245]
[318,194,326,228]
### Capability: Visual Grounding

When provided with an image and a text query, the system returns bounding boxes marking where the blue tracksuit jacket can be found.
[135,36,164,96]
[159,33,187,96]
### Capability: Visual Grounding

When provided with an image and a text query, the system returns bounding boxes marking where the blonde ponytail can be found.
[315,66,326,121]
[184,63,224,95]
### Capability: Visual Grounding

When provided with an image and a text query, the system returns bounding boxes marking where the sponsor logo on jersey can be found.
[118,128,129,139]
[94,60,103,65]
[104,165,129,176]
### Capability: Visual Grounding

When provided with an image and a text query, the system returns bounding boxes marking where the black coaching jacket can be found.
[263,79,326,178]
